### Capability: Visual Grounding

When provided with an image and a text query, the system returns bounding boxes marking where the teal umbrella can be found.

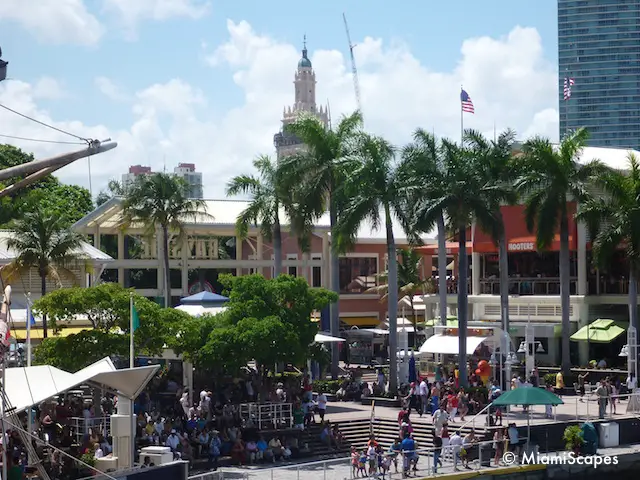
[493,387,563,406]
[492,387,563,446]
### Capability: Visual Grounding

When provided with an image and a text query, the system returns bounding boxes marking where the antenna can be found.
[327,99,332,129]
[342,13,363,118]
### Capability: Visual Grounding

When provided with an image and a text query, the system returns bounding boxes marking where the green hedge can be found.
[312,380,341,394]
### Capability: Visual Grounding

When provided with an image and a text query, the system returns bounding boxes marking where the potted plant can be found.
[79,449,97,477]
[563,425,585,455]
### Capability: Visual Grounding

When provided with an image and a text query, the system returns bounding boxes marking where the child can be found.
[358,450,367,477]
[367,443,377,476]
[350,447,359,478]
[379,453,391,479]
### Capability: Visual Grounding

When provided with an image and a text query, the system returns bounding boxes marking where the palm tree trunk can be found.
[559,212,572,375]
[457,225,469,387]
[329,193,341,380]
[629,270,638,377]
[498,226,510,335]
[273,218,283,277]
[40,271,48,339]
[385,205,399,395]
[162,225,171,308]
[437,212,448,325]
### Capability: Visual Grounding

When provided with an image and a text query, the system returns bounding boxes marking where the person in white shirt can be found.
[166,430,180,452]
[449,431,463,471]
[317,392,328,421]
[93,443,104,459]
[432,405,449,437]
[419,379,429,414]
[627,373,637,393]
[180,392,190,417]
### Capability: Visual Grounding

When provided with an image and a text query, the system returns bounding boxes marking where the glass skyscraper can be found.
[558,0,640,149]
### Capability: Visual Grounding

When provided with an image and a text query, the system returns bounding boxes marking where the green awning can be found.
[493,387,563,406]
[570,319,626,344]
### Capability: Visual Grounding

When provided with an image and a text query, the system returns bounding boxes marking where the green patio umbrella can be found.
[570,319,626,344]
[492,387,563,445]
[492,387,563,407]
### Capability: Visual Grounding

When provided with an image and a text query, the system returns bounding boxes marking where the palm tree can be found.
[518,128,608,374]
[279,111,363,379]
[336,133,408,393]
[4,207,83,338]
[366,247,430,344]
[121,173,208,308]
[399,130,449,327]
[409,138,501,386]
[577,153,640,361]
[226,155,286,276]
[464,129,518,337]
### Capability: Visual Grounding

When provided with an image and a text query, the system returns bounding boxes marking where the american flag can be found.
[461,89,475,114]
[563,77,575,101]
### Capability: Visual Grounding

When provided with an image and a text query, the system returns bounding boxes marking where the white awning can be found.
[314,333,345,343]
[175,304,227,317]
[4,357,160,416]
[419,335,488,355]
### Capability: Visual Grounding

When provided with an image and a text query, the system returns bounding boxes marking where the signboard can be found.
[508,242,535,252]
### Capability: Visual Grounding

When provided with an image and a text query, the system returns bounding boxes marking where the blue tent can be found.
[180,291,229,305]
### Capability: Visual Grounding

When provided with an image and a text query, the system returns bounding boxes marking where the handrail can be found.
[455,402,492,433]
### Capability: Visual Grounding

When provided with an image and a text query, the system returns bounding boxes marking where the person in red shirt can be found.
[447,391,459,422]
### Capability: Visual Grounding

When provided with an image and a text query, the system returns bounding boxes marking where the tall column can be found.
[257,234,264,276]
[322,233,330,288]
[156,227,164,299]
[117,232,125,287]
[577,220,589,365]
[235,236,243,276]
[181,237,189,296]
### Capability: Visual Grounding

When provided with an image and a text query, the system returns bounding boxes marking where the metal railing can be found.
[188,440,519,479]
[239,402,293,430]
[480,277,578,295]
[69,416,111,443]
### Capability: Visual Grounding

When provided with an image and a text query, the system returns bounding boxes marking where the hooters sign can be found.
[508,241,535,252]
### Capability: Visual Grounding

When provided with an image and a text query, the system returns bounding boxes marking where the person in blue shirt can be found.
[388,438,402,474]
[208,431,222,471]
[401,434,418,476]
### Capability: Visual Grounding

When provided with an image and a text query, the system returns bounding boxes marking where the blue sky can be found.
[0,0,560,196]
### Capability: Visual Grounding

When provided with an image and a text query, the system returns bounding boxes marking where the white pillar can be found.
[111,397,133,468]
[577,220,589,365]
[181,238,189,296]
[235,236,243,276]
[182,361,194,402]
[322,233,330,288]
[471,252,481,320]
[117,231,125,286]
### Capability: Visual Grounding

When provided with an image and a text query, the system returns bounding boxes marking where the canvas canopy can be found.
[419,334,487,355]
[4,357,159,417]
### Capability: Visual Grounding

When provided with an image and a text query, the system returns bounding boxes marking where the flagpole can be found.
[460,85,464,144]
[26,292,32,368]
[129,293,134,369]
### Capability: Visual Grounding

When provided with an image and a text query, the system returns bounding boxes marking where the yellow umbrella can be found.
[570,319,626,344]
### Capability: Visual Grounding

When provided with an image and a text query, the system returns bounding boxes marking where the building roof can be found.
[73,197,435,242]
[576,145,640,170]
[0,230,113,264]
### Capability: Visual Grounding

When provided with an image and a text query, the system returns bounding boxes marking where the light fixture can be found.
[536,342,545,353]
[620,345,629,357]
[517,342,527,354]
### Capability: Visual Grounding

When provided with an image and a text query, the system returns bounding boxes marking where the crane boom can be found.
[343,13,362,116]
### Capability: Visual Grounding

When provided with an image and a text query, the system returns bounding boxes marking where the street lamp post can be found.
[0,46,7,82]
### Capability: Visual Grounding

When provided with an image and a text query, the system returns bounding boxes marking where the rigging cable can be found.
[0,102,89,143]
[0,133,85,145]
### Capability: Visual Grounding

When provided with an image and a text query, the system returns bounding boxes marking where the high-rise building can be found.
[273,38,329,159]
[121,165,152,192]
[558,0,640,149]
[121,163,203,198]
[173,163,203,199]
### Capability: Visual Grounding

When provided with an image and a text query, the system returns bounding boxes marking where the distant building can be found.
[173,163,203,199]
[120,163,203,198]
[558,0,640,149]
[273,37,330,159]
[122,165,152,192]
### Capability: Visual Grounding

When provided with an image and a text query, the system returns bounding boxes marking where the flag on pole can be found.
[30,312,36,326]
[131,304,140,332]
[461,89,475,114]
[563,78,575,100]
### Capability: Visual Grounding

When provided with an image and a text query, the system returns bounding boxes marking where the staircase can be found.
[304,416,489,457]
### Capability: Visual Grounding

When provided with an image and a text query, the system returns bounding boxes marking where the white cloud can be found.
[102,0,210,34]
[0,0,103,45]
[95,77,129,102]
[0,21,560,200]
[32,77,67,100]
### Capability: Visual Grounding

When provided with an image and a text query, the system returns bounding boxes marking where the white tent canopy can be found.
[419,334,488,356]
[4,357,160,416]
[314,333,345,343]
[175,304,227,317]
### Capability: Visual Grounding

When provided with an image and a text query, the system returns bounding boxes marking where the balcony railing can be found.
[480,277,578,296]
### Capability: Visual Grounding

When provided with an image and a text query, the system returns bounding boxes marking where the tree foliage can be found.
[33,283,189,370]
[168,274,337,377]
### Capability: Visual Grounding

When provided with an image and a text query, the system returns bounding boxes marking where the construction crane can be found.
[343,13,363,117]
